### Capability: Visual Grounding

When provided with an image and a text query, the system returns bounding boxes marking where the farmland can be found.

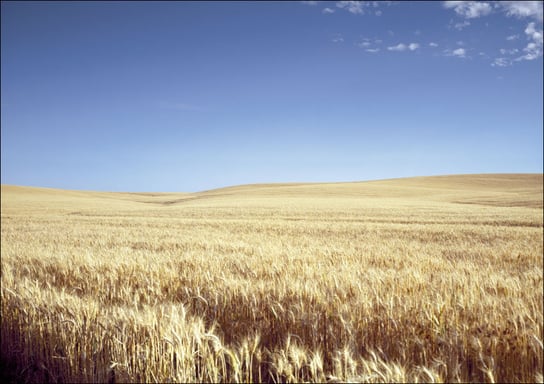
[1,174,542,383]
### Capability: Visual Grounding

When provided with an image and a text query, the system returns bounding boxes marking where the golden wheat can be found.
[1,174,542,383]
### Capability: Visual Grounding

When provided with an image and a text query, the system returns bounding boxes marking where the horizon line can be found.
[2,172,542,195]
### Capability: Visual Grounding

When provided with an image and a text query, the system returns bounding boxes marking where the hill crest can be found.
[2,174,542,209]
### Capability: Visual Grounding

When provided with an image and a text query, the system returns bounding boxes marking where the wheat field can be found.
[1,174,542,383]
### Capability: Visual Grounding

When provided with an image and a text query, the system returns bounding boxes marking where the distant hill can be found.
[2,174,542,209]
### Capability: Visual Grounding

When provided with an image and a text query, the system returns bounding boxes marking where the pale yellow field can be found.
[1,174,543,383]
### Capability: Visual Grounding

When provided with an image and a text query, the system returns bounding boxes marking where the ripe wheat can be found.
[1,175,542,383]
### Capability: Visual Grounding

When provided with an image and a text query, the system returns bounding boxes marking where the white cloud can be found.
[336,1,365,14]
[519,43,541,60]
[452,48,466,57]
[499,48,519,55]
[492,57,512,67]
[443,1,543,22]
[356,38,372,47]
[333,1,393,15]
[444,48,466,57]
[366,48,380,53]
[500,1,543,21]
[493,22,543,65]
[515,21,543,61]
[306,0,388,17]
[443,1,492,18]
[356,37,382,49]
[331,34,344,43]
[388,43,407,51]
[454,20,471,30]
[429,42,439,47]
[506,34,520,41]
[387,43,419,52]
[526,22,543,44]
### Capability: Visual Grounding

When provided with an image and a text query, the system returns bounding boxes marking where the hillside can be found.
[2,174,542,210]
[1,173,542,383]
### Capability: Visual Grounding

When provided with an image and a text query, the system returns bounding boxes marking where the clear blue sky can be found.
[1,1,543,192]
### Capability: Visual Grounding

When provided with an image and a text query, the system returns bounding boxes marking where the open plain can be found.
[1,174,542,383]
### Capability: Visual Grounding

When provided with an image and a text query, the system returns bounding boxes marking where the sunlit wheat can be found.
[1,174,542,382]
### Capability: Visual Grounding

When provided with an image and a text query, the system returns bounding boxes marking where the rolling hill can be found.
[2,173,542,209]
[1,173,542,383]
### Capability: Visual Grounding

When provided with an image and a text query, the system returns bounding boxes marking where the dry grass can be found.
[1,174,542,383]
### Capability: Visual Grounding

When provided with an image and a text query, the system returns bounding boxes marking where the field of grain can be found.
[1,174,542,383]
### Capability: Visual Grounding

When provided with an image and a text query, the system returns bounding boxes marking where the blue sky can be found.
[1,1,543,192]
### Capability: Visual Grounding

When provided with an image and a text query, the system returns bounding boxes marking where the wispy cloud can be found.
[443,47,467,58]
[387,43,420,52]
[334,1,391,16]
[388,43,407,51]
[492,22,542,66]
[304,0,395,15]
[331,34,344,43]
[515,22,543,61]
[525,21,543,42]
[452,48,466,57]
[443,1,492,19]
[336,1,365,14]
[444,1,543,21]
[355,37,383,50]
[499,48,519,55]
[353,36,383,52]
[499,1,543,21]
[429,42,439,47]
[357,38,372,48]
[492,57,512,67]
[453,20,471,30]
